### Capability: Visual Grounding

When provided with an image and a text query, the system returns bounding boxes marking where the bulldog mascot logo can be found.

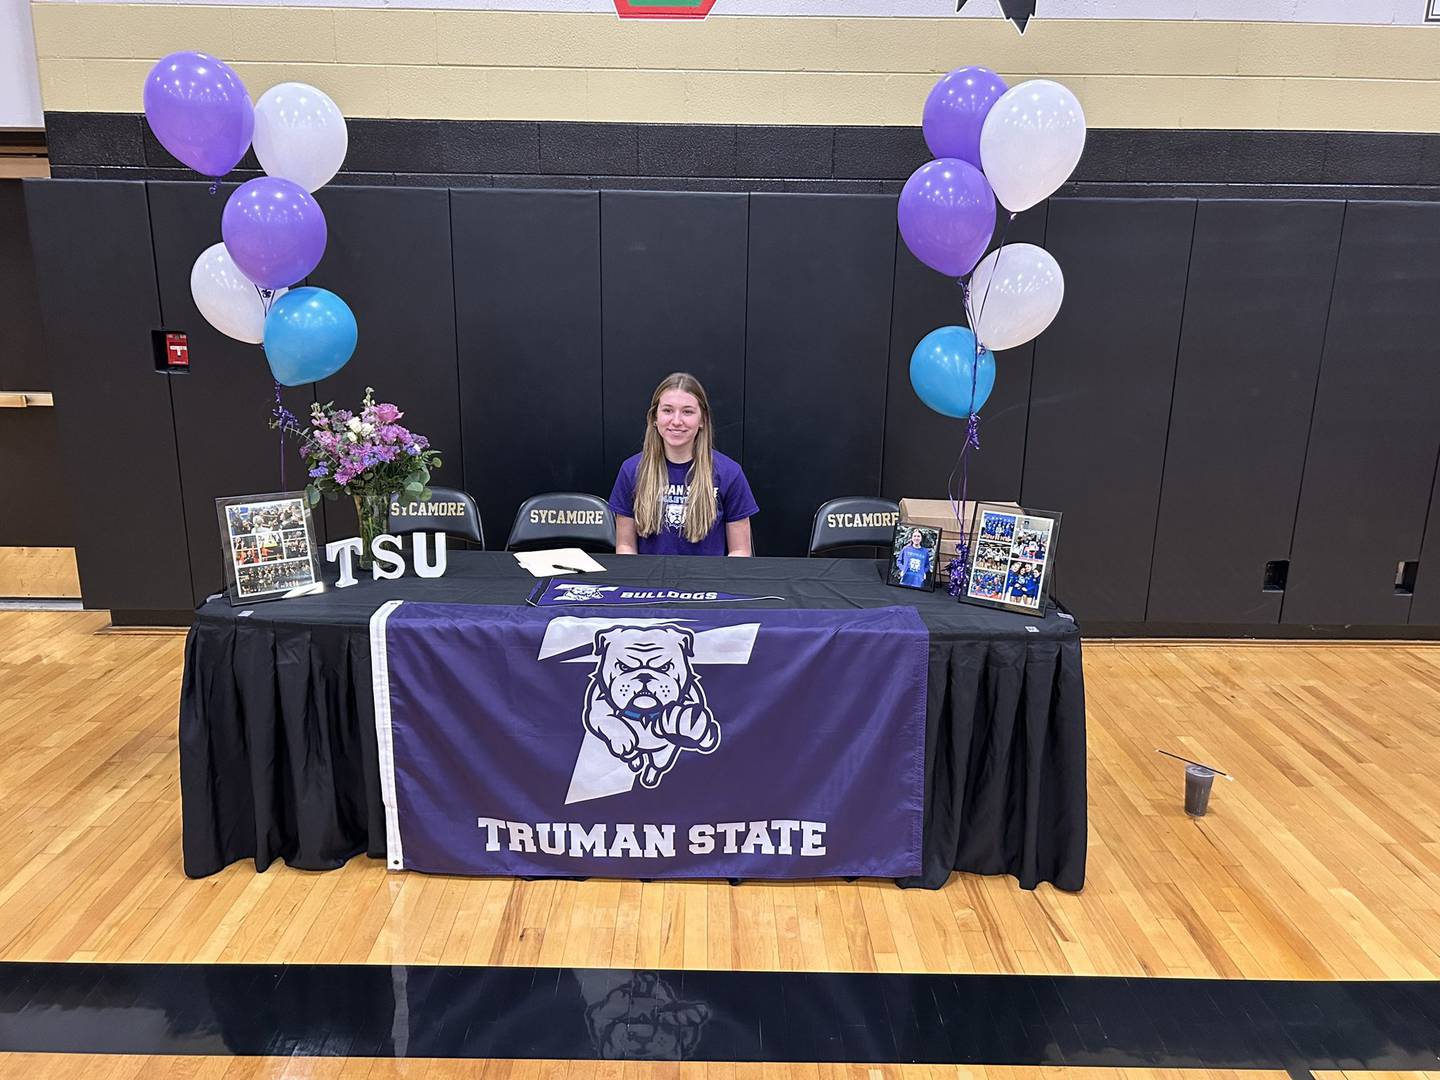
[583,624,721,789]
[553,582,615,603]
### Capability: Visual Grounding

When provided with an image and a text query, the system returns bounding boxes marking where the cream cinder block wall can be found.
[28,4,1440,131]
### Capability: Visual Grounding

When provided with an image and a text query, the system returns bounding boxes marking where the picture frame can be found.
[960,502,1061,616]
[886,521,941,592]
[215,492,324,606]
[1428,0,1440,23]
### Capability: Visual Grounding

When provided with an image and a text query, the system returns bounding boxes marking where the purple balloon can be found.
[222,178,328,290]
[898,158,996,279]
[143,52,254,178]
[922,67,1007,169]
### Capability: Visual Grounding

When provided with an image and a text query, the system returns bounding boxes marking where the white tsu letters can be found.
[326,532,448,588]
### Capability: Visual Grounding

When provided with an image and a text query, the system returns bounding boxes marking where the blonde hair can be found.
[633,372,717,543]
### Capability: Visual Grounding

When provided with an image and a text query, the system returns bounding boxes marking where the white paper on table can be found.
[513,548,608,577]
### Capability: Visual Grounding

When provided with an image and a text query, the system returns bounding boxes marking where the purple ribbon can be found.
[944,411,982,597]
[270,381,302,490]
[943,214,1017,598]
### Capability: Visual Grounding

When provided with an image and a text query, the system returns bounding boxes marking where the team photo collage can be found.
[224,497,318,598]
[967,508,1053,611]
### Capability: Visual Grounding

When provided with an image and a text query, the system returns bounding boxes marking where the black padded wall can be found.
[147,182,315,605]
[453,189,606,547]
[600,191,748,473]
[0,180,69,550]
[312,186,462,544]
[24,179,193,614]
[1408,459,1440,625]
[0,181,46,391]
[1283,202,1440,626]
[743,194,897,557]
[881,206,1047,507]
[1021,198,1196,622]
[26,175,1440,635]
[0,410,71,550]
[1146,200,1343,624]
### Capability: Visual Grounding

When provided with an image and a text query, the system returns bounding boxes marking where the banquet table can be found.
[179,552,1087,891]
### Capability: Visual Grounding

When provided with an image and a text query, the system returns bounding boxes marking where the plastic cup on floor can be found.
[1184,764,1215,817]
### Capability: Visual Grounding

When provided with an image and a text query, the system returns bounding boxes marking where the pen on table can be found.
[554,565,586,573]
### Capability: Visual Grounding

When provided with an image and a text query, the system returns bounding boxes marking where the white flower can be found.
[360,422,375,436]
[347,417,364,433]
[348,432,358,442]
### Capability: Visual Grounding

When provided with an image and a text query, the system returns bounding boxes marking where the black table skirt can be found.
[179,553,1087,891]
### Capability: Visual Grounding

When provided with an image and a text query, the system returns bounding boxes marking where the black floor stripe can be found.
[0,963,1437,1066]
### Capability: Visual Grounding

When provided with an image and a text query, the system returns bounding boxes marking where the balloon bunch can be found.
[900,68,1084,419]
[143,52,357,388]
[898,68,1085,594]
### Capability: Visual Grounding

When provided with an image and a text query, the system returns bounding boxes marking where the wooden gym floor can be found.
[2,609,1439,1076]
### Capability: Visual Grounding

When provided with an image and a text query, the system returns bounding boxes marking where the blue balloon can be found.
[909,325,995,418]
[263,287,357,386]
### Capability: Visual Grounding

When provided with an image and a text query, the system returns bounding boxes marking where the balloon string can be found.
[945,211,1015,597]
[271,381,302,491]
[963,212,1016,454]
[966,210,1019,350]
[277,382,285,490]
[944,414,982,596]
[209,180,219,196]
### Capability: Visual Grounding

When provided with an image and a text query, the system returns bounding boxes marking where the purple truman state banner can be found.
[371,601,927,879]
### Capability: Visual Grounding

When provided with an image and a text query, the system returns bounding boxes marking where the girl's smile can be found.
[655,389,702,460]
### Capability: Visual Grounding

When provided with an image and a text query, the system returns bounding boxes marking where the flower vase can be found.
[353,493,390,570]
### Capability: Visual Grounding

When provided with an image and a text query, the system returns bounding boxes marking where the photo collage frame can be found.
[215,492,323,605]
[961,502,1061,616]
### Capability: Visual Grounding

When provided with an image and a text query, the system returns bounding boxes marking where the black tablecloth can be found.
[179,553,1087,890]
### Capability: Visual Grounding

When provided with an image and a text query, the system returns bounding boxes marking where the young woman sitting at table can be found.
[609,372,757,556]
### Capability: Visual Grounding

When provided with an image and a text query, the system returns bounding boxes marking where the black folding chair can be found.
[807,497,901,556]
[388,486,485,548]
[506,493,616,552]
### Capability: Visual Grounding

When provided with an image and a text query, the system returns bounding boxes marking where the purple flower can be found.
[300,392,436,496]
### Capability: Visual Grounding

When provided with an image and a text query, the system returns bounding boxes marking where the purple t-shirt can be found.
[608,451,758,556]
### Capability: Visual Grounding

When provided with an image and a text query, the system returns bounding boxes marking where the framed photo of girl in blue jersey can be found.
[887,521,941,592]
[961,502,1062,616]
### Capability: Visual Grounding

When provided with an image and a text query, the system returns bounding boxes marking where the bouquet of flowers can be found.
[296,388,443,563]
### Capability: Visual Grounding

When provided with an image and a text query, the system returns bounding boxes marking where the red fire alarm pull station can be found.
[152,329,192,373]
[165,332,190,368]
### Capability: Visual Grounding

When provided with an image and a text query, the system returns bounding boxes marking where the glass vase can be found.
[353,492,390,570]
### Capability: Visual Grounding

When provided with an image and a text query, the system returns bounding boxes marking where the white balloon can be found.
[966,243,1064,352]
[190,243,286,344]
[253,82,348,192]
[979,80,1086,213]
